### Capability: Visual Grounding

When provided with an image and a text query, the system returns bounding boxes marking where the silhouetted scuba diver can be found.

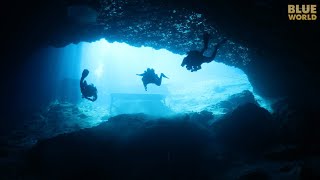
[80,69,97,102]
[181,33,227,72]
[136,68,169,91]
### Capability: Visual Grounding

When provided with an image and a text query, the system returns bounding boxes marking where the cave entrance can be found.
[52,38,269,121]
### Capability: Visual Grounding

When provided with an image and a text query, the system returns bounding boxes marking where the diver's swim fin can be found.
[82,69,89,79]
[161,73,169,79]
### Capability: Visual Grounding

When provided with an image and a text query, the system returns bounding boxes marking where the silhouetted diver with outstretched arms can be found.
[80,69,97,102]
[136,68,169,91]
[181,32,227,72]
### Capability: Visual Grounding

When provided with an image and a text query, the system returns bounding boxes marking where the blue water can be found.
[19,38,270,128]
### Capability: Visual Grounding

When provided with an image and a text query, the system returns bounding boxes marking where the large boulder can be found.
[272,98,320,150]
[211,103,276,152]
[25,113,214,179]
[213,90,258,114]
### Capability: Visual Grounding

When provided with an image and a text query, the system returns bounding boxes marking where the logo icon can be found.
[288,4,317,20]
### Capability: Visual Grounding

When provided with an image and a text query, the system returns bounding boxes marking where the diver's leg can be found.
[80,79,87,97]
[205,39,227,63]
[200,33,210,54]
[207,47,219,62]
[200,47,206,54]
[181,58,186,67]
[142,77,148,91]
[155,77,161,86]
[80,76,87,89]
[155,73,169,86]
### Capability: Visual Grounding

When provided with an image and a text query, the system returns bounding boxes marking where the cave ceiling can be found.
[3,0,319,102]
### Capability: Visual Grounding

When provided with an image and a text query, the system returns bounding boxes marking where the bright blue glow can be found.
[53,38,271,122]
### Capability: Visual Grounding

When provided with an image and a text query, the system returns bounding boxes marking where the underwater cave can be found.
[12,38,269,133]
[1,0,319,179]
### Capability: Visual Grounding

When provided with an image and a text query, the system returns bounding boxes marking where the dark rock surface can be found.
[0,104,317,179]
[238,169,270,180]
[213,90,258,114]
[25,113,216,179]
[211,103,276,153]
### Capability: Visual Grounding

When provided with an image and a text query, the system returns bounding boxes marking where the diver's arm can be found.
[92,94,97,101]
[85,93,97,102]
[136,73,145,76]
[84,97,95,102]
